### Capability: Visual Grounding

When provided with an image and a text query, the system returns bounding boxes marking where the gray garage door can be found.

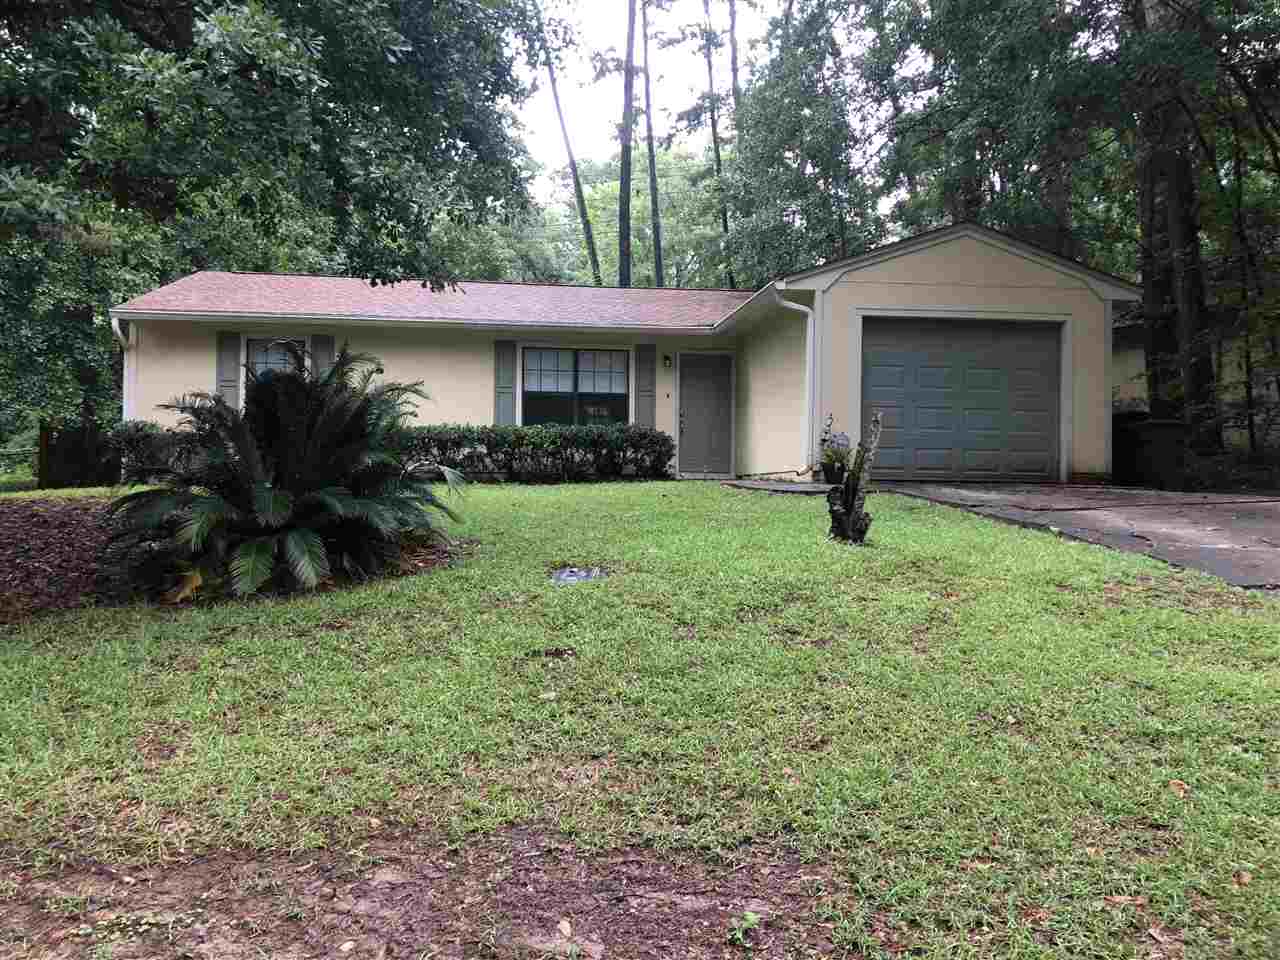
[862,317,1060,481]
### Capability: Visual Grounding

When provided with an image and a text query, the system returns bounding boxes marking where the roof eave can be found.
[108,308,724,335]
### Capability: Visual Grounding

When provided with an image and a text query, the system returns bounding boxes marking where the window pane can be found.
[247,338,303,374]
[523,347,628,426]
[578,394,628,425]
[524,392,575,425]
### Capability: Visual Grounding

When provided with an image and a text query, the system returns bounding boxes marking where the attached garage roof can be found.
[779,222,1142,301]
[112,271,754,330]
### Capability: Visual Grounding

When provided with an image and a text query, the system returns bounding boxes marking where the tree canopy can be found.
[0,0,543,442]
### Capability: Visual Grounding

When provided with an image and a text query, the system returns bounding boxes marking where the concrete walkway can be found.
[722,479,832,496]
[723,479,1280,587]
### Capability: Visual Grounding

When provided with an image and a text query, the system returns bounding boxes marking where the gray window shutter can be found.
[216,331,240,407]
[494,340,517,424]
[311,334,335,376]
[634,344,656,427]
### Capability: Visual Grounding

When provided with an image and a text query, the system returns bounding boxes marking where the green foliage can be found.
[1,0,540,286]
[725,8,886,286]
[404,423,675,482]
[109,420,205,483]
[727,910,761,947]
[562,150,728,288]
[1,0,544,451]
[107,346,459,597]
[0,232,123,425]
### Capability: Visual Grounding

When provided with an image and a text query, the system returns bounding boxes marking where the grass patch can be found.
[0,482,148,501]
[2,482,1278,955]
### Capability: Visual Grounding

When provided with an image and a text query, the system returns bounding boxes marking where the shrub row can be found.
[110,420,205,483]
[396,423,676,481]
[110,420,676,483]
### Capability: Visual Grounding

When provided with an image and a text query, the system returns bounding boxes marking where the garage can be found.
[862,316,1061,481]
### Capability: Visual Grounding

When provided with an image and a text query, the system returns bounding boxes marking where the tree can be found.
[1,0,543,482]
[618,0,640,287]
[563,150,725,288]
[728,0,744,114]
[724,2,882,287]
[537,2,603,285]
[700,0,736,288]
[642,0,666,287]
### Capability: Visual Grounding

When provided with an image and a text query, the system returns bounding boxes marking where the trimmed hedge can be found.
[398,424,676,482]
[109,420,676,483]
[110,420,204,483]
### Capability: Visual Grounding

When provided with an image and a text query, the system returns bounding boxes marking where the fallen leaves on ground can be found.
[0,498,111,624]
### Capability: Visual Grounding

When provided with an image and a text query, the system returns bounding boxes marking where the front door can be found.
[678,353,733,476]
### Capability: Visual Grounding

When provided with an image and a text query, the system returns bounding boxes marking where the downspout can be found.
[110,313,129,348]
[111,312,131,420]
[772,280,817,472]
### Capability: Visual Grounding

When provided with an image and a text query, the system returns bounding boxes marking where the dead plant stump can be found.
[827,411,882,543]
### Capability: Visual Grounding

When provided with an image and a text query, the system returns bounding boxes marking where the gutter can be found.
[109,309,729,337]
[771,281,817,469]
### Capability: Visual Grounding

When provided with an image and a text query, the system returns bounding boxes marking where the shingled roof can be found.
[113,272,755,330]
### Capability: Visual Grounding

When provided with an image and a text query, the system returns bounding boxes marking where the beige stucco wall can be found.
[125,319,741,459]
[808,234,1112,479]
[1113,341,1147,407]
[734,311,807,476]
[127,318,218,426]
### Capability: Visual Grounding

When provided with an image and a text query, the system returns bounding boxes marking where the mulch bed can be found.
[0,497,461,627]
[2,826,851,958]
[0,498,114,625]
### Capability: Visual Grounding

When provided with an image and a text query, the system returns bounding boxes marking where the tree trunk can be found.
[827,412,882,543]
[641,0,664,287]
[1241,303,1259,461]
[1137,133,1181,420]
[701,0,735,288]
[728,0,742,115]
[538,4,602,285]
[1133,0,1218,451]
[1165,145,1218,451]
[618,0,639,288]
[36,420,52,489]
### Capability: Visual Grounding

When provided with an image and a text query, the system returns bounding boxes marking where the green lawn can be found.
[2,483,1277,955]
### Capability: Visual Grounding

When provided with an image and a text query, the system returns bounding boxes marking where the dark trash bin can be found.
[1113,412,1188,488]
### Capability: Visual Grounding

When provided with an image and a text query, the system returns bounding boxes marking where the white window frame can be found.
[240,333,312,410]
[515,341,636,426]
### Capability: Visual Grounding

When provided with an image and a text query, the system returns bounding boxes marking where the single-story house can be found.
[111,223,1142,481]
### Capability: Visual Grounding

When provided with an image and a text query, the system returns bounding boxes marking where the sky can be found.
[516,0,778,201]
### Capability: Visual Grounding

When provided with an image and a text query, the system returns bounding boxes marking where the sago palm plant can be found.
[108,343,460,598]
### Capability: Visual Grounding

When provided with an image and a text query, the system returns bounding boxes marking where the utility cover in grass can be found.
[551,566,608,586]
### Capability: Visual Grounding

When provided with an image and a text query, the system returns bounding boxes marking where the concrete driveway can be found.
[881,483,1280,588]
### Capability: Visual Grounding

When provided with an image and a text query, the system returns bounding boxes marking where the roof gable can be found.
[779,223,1141,301]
